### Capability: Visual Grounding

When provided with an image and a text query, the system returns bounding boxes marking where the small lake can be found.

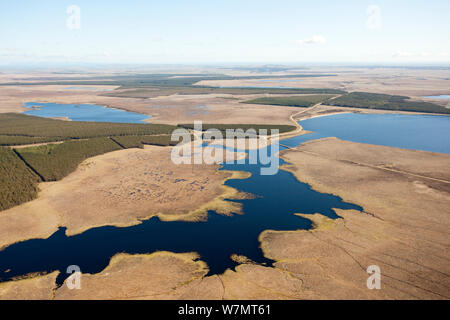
[424,95,450,100]
[23,102,151,123]
[1,111,449,285]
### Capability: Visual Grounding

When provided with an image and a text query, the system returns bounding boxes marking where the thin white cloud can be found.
[392,51,448,58]
[366,5,382,30]
[296,35,327,45]
[392,51,414,58]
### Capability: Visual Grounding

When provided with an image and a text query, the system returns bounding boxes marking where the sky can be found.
[0,0,449,65]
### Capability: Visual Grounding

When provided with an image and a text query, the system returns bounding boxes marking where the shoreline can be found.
[0,146,251,250]
[20,101,153,123]
[270,138,450,299]
[1,118,449,299]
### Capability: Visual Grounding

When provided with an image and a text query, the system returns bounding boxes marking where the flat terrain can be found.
[0,67,449,300]
[272,138,450,299]
[1,67,448,126]
[241,94,335,108]
[1,251,306,300]
[0,271,59,300]
[0,145,247,248]
[197,67,450,105]
[1,113,289,211]
[0,84,301,125]
[324,92,450,114]
[2,138,449,299]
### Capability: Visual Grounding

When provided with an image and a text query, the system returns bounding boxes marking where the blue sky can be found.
[1,0,449,64]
